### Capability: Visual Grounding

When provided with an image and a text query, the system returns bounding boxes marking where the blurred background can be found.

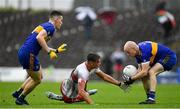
[0,0,180,83]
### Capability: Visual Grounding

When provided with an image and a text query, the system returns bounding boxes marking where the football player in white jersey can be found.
[46,53,128,104]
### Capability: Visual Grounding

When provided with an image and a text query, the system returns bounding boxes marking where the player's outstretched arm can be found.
[96,71,120,86]
[96,71,131,92]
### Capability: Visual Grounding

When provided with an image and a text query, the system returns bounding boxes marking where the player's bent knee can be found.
[34,81,41,85]
[33,75,42,85]
[34,79,41,85]
[149,70,155,76]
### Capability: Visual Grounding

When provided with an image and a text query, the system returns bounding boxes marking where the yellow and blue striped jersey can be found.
[135,41,175,66]
[21,22,55,56]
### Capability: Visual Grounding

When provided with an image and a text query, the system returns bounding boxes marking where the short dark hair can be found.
[50,10,63,18]
[87,53,100,62]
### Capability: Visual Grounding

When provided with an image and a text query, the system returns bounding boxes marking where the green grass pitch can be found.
[0,82,180,108]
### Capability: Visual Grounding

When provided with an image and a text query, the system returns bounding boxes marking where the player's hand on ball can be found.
[122,74,134,85]
[124,77,134,85]
[48,50,57,60]
[56,43,67,53]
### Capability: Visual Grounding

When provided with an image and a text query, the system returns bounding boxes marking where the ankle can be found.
[19,94,26,99]
[148,91,156,101]
[17,88,23,94]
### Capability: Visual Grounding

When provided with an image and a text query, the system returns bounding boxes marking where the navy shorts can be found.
[18,47,40,71]
[158,53,177,71]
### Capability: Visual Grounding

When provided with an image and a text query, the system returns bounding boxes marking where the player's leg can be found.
[23,68,42,94]
[46,91,63,101]
[149,63,164,93]
[139,75,153,104]
[46,89,97,101]
[148,54,177,103]
[59,79,83,103]
[141,76,150,99]
[20,77,32,89]
[46,80,64,101]
[15,67,42,105]
[141,63,164,104]
[12,77,32,98]
[142,54,177,104]
[12,48,31,98]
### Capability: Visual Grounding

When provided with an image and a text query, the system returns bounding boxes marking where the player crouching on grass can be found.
[12,10,67,105]
[46,53,129,104]
[123,41,177,104]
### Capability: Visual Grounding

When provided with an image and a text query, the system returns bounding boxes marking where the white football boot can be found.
[87,89,98,95]
[46,91,63,101]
